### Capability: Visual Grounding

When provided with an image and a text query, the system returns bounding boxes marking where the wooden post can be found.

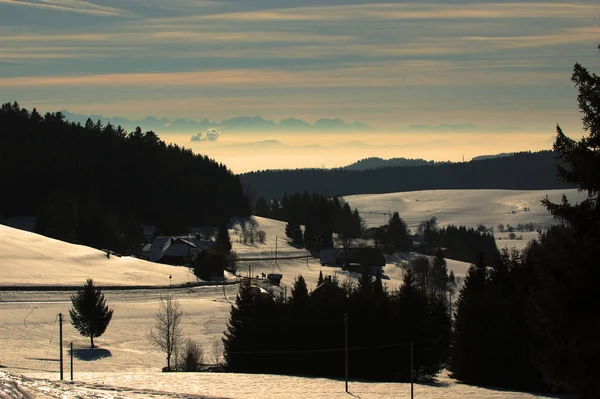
[70,342,74,381]
[344,313,349,393]
[58,313,63,380]
[410,341,414,399]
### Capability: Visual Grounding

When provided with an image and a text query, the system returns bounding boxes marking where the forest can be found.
[223,253,452,382]
[0,103,251,253]
[240,150,569,199]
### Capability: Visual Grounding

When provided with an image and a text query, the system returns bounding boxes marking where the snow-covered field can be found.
[1,189,584,398]
[344,189,585,231]
[0,369,575,399]
[344,188,587,252]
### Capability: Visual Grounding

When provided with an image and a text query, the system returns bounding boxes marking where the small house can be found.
[336,248,386,276]
[320,248,343,266]
[267,273,283,286]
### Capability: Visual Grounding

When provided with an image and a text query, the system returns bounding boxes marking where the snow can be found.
[0,225,197,287]
[0,369,575,399]
[0,189,585,398]
[344,189,586,231]
[344,188,587,255]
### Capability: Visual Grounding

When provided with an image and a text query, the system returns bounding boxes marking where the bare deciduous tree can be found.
[256,229,267,243]
[148,295,184,371]
[210,336,224,365]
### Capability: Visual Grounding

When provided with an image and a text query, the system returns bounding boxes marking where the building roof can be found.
[163,243,194,258]
[336,248,386,267]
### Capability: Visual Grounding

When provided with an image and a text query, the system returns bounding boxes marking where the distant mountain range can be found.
[59,111,372,133]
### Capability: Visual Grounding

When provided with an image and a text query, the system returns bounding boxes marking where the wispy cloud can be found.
[0,0,595,131]
[0,60,566,89]
[0,0,131,16]
[195,2,597,22]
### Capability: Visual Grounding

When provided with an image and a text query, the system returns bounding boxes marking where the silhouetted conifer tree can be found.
[69,279,113,349]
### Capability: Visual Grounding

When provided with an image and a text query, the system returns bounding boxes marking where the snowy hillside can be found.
[344,189,586,230]
[0,224,197,287]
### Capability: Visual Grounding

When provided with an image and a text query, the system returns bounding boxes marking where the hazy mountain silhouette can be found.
[343,157,436,170]
[240,151,569,199]
[59,111,371,133]
[471,152,515,161]
[407,123,481,132]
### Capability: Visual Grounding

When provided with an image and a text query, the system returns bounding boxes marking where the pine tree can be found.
[388,212,411,251]
[290,275,309,305]
[393,268,444,381]
[528,45,600,398]
[449,258,488,383]
[222,281,255,371]
[215,224,232,255]
[69,279,113,348]
[431,248,449,298]
[317,271,324,287]
[285,221,303,245]
[254,196,270,217]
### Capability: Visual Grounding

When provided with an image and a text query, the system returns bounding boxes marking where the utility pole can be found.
[410,341,414,399]
[70,342,74,381]
[344,313,349,393]
[275,236,277,262]
[58,313,63,381]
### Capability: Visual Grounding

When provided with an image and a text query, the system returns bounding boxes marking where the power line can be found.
[227,342,412,355]
[39,314,58,377]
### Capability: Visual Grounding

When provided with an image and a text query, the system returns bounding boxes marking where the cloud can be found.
[0,0,130,16]
[193,3,596,22]
[190,128,221,142]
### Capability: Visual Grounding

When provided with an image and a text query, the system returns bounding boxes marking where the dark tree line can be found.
[451,46,600,398]
[223,267,451,382]
[0,103,250,252]
[255,193,362,251]
[364,211,412,253]
[450,249,548,392]
[423,224,498,266]
[192,224,233,280]
[240,150,569,199]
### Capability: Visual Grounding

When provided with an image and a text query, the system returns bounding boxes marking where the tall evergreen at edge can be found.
[527,45,600,398]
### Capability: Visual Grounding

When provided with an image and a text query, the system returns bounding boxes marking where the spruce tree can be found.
[215,224,232,255]
[222,281,255,371]
[450,258,488,383]
[388,212,411,251]
[317,271,324,287]
[431,248,449,298]
[527,45,600,398]
[69,279,113,348]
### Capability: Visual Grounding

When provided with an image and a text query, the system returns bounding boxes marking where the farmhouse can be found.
[337,247,386,276]
[320,247,386,276]
[141,235,214,266]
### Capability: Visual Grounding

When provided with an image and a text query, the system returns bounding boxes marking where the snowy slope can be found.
[344,189,586,230]
[0,224,197,287]
[0,369,575,399]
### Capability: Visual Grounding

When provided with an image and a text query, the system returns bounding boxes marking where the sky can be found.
[1,1,599,171]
